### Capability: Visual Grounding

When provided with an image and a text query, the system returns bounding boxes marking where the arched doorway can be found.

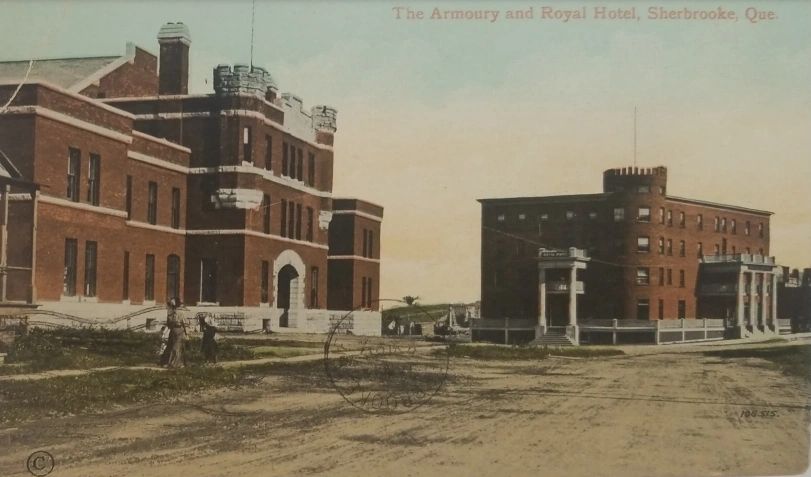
[277,264,299,327]
[273,249,306,328]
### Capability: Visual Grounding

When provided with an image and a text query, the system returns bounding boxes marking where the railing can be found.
[538,247,588,260]
[546,281,585,293]
[579,319,656,329]
[702,254,775,265]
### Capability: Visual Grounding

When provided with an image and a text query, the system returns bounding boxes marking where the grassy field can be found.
[0,360,323,424]
[441,344,625,360]
[0,329,321,375]
[703,344,811,383]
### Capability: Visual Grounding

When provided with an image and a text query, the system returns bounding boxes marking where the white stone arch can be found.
[273,249,306,327]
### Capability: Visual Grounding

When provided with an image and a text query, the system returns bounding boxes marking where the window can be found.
[565,210,575,220]
[306,206,314,242]
[658,267,665,286]
[242,126,252,163]
[732,246,737,255]
[731,219,737,234]
[637,185,650,193]
[697,242,703,257]
[679,240,685,257]
[637,236,650,252]
[714,216,720,232]
[714,244,720,255]
[678,211,685,228]
[280,199,288,237]
[265,135,273,170]
[63,238,78,296]
[497,214,505,222]
[361,277,367,307]
[259,194,270,234]
[679,270,685,288]
[758,247,764,256]
[613,208,625,222]
[678,300,686,319]
[366,277,373,308]
[659,186,666,195]
[200,258,217,303]
[123,251,130,300]
[746,247,751,254]
[282,141,289,176]
[296,148,304,180]
[697,214,703,230]
[758,223,764,238]
[310,266,319,308]
[658,299,664,320]
[637,207,651,222]
[307,152,315,186]
[84,241,97,297]
[171,187,181,229]
[588,211,597,220]
[721,217,727,233]
[260,260,269,304]
[295,203,302,240]
[540,213,549,221]
[658,237,665,254]
[667,268,673,286]
[67,148,80,201]
[518,213,526,221]
[201,176,216,211]
[147,181,157,225]
[636,268,650,285]
[125,175,132,219]
[637,299,650,320]
[666,210,673,226]
[745,221,751,236]
[287,201,295,238]
[721,238,727,255]
[659,207,665,224]
[145,254,155,301]
[166,254,180,302]
[666,239,673,255]
[87,153,100,206]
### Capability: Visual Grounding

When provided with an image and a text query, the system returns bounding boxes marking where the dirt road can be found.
[1,343,808,477]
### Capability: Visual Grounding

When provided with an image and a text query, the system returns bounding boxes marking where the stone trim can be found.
[327,255,381,263]
[40,194,128,218]
[0,79,136,119]
[125,220,185,235]
[127,151,189,174]
[330,209,383,222]
[3,106,133,144]
[132,130,192,153]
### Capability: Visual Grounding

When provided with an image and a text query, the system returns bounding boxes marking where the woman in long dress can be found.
[165,298,187,368]
[198,314,218,364]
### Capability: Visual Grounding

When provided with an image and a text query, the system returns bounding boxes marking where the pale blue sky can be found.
[2,1,810,303]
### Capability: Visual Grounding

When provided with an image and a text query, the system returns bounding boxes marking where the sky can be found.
[2,1,810,305]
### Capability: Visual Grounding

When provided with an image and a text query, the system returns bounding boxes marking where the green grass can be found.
[441,344,624,361]
[0,360,322,424]
[249,346,317,358]
[703,344,811,383]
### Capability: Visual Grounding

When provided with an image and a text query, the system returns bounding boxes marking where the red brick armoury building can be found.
[0,23,382,331]
[479,166,781,338]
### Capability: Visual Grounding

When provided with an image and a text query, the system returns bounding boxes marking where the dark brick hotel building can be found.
[0,23,382,334]
[478,166,785,344]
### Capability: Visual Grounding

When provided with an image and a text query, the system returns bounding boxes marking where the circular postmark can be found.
[323,299,450,413]
[26,450,54,476]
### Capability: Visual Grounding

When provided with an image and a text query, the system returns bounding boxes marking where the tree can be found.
[402,295,420,306]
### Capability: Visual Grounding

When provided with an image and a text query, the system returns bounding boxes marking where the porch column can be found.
[736,268,745,328]
[747,271,756,330]
[568,264,577,326]
[538,267,547,329]
[759,272,767,331]
[770,273,778,333]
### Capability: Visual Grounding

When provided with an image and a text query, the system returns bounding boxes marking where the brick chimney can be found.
[157,22,191,95]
